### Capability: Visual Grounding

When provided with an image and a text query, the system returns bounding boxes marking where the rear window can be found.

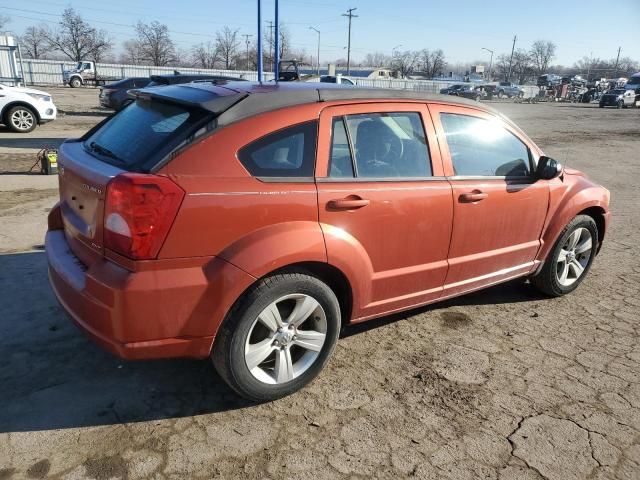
[83,100,210,171]
[238,121,317,178]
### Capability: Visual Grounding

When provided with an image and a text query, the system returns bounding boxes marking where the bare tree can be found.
[530,40,556,76]
[417,49,446,78]
[364,52,391,68]
[391,50,418,78]
[216,26,239,69]
[135,21,176,66]
[510,49,534,84]
[45,8,111,62]
[120,39,144,64]
[0,15,10,31]
[18,25,52,59]
[192,41,219,69]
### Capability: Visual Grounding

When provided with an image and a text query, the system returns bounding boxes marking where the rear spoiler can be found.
[128,85,248,116]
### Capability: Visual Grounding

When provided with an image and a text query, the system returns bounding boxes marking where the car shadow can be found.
[342,279,546,338]
[0,251,251,434]
[0,250,545,433]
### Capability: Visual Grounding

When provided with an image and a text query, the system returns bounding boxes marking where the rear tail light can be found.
[104,173,184,260]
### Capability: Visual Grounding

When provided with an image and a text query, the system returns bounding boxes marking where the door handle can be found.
[459,191,488,202]
[327,196,370,210]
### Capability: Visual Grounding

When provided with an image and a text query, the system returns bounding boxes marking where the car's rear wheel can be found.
[530,215,597,297]
[212,272,341,401]
[617,99,624,109]
[5,105,37,133]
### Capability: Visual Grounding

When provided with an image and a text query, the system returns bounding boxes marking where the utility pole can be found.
[507,35,517,82]
[342,7,358,75]
[309,27,320,75]
[242,34,253,71]
[266,20,275,72]
[257,0,263,82]
[614,46,621,78]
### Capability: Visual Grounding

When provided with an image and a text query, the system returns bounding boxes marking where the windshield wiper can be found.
[89,141,122,162]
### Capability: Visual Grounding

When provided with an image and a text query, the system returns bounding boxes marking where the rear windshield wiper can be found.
[89,141,122,162]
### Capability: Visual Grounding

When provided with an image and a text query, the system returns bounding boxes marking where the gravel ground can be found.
[0,88,639,480]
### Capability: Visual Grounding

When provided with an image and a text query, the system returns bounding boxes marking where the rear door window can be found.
[238,121,317,178]
[329,112,432,178]
[83,100,210,171]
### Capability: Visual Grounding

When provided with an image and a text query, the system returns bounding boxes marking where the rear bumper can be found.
[45,229,255,360]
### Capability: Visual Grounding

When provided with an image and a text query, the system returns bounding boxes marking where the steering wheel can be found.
[379,133,404,163]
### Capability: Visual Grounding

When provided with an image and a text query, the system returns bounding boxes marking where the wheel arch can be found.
[577,205,607,253]
[1,101,41,124]
[538,191,609,262]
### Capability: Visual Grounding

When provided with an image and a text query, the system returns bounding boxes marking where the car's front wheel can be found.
[5,105,37,133]
[530,215,597,297]
[212,272,341,401]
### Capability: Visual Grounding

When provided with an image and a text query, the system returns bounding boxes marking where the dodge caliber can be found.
[46,82,610,401]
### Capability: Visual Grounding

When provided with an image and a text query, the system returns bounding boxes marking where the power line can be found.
[342,7,357,75]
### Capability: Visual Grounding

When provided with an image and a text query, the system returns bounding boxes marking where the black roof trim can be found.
[129,84,248,115]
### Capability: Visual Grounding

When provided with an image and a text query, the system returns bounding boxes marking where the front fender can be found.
[537,179,610,261]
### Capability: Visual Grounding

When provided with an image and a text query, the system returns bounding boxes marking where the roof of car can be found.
[130,80,495,127]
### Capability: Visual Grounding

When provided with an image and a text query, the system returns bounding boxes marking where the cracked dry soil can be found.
[0,102,639,479]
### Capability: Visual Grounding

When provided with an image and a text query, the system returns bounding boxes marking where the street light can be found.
[309,26,321,76]
[481,47,494,81]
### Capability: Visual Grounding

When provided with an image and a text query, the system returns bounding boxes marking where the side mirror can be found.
[536,155,562,180]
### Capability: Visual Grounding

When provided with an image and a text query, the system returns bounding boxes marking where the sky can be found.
[2,0,640,67]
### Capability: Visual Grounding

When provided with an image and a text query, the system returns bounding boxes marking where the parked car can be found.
[46,82,610,401]
[0,83,57,133]
[319,75,355,85]
[99,77,152,111]
[439,84,465,95]
[496,82,524,98]
[598,88,637,108]
[624,72,640,93]
[440,84,482,101]
[146,73,246,87]
[537,74,562,87]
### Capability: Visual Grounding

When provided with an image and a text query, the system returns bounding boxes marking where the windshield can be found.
[608,89,625,94]
[83,100,210,171]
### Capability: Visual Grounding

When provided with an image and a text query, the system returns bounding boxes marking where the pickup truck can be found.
[63,61,120,88]
[496,82,524,98]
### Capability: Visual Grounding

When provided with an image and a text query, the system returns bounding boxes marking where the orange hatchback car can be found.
[46,82,610,400]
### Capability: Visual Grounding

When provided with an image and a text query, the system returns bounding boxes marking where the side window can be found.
[238,121,317,178]
[329,112,432,179]
[440,113,531,177]
[329,118,354,178]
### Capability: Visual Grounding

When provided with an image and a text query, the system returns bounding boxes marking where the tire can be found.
[617,100,623,109]
[599,103,604,108]
[70,77,81,88]
[498,90,505,99]
[212,272,341,402]
[5,105,37,133]
[530,215,598,297]
[475,94,481,102]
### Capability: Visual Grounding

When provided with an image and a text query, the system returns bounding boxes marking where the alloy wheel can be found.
[10,109,35,131]
[556,227,593,287]
[244,293,327,385]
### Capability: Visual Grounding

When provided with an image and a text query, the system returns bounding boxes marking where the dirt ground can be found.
[0,87,639,480]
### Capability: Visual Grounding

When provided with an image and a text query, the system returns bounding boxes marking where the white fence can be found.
[20,58,275,85]
[20,58,465,93]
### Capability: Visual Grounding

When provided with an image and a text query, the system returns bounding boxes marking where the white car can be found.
[0,83,57,133]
